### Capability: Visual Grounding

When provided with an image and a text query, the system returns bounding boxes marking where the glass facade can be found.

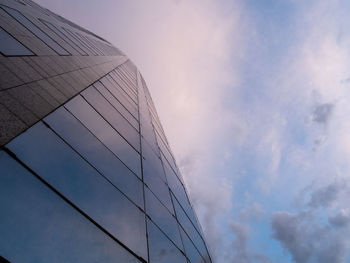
[0,0,212,262]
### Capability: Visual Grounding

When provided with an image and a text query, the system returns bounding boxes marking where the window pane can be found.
[44,106,144,208]
[94,81,139,131]
[173,195,209,261]
[1,5,70,55]
[0,27,33,55]
[81,85,140,152]
[143,159,174,214]
[180,228,205,263]
[142,138,166,182]
[65,95,141,177]
[40,20,87,55]
[7,122,147,260]
[0,151,140,263]
[148,219,187,263]
[145,188,182,249]
[100,75,138,119]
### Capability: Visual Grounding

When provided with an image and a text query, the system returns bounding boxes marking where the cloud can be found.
[329,209,350,228]
[311,103,334,125]
[271,211,348,263]
[308,181,343,208]
[226,221,272,263]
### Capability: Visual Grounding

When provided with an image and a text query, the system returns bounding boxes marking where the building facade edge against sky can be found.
[0,0,212,262]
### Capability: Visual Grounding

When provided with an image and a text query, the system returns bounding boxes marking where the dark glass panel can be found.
[94,81,139,131]
[0,27,33,56]
[100,75,138,119]
[1,5,69,55]
[143,159,174,214]
[180,228,205,263]
[40,20,87,55]
[7,123,147,259]
[81,85,140,152]
[0,151,140,263]
[145,188,182,249]
[65,95,141,177]
[142,138,166,182]
[44,106,143,208]
[148,219,187,263]
[162,153,201,234]
[173,195,209,261]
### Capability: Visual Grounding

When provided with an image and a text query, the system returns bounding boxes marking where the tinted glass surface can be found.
[145,188,182,249]
[180,228,205,263]
[143,159,174,214]
[44,107,144,208]
[0,27,33,55]
[0,151,140,263]
[65,95,141,177]
[173,195,209,261]
[81,85,140,152]
[148,219,187,263]
[100,75,138,119]
[7,122,148,259]
[94,81,139,130]
[40,20,87,55]
[1,5,69,55]
[142,139,166,182]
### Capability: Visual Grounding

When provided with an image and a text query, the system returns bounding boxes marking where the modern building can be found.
[0,0,212,262]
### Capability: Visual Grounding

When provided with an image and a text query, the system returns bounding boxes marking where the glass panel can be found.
[0,151,140,263]
[100,76,138,119]
[148,219,187,263]
[110,70,138,103]
[94,81,139,131]
[44,106,143,208]
[143,159,174,214]
[180,228,205,263]
[0,27,33,56]
[145,188,182,249]
[162,153,201,231]
[142,139,166,182]
[40,20,87,55]
[7,122,147,260]
[65,95,141,177]
[1,5,70,55]
[81,85,140,152]
[62,27,95,55]
[173,195,209,261]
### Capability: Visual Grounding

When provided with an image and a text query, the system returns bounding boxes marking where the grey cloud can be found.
[308,182,342,208]
[225,222,272,263]
[329,210,350,228]
[271,211,348,263]
[311,103,334,125]
[238,203,264,221]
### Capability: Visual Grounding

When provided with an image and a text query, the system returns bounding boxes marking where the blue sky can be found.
[36,0,350,262]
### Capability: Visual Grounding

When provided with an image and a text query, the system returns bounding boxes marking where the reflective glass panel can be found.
[148,219,187,263]
[100,76,138,119]
[173,195,209,261]
[180,228,205,263]
[44,106,143,208]
[1,5,69,55]
[7,122,147,259]
[94,81,139,131]
[0,27,33,55]
[0,151,140,263]
[145,188,182,249]
[40,20,87,55]
[65,95,141,177]
[142,138,165,180]
[143,159,174,214]
[81,85,140,152]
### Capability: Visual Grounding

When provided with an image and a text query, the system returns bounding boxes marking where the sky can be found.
[35,0,350,262]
